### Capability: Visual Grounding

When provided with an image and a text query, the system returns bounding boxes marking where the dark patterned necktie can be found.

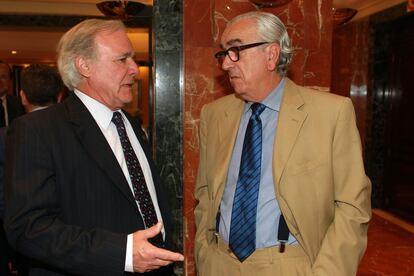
[229,103,266,262]
[112,112,163,246]
[0,99,6,127]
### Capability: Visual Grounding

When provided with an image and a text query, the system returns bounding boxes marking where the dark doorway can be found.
[382,14,414,222]
[367,12,414,222]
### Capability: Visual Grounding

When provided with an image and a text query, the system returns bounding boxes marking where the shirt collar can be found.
[74,89,120,130]
[244,77,286,114]
[31,106,48,112]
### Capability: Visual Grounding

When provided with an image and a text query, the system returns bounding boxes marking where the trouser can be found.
[200,237,313,276]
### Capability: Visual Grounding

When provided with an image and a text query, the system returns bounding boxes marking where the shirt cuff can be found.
[124,233,134,272]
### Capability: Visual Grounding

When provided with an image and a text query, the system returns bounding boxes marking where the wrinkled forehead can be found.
[94,29,133,54]
[95,29,127,44]
[221,18,258,48]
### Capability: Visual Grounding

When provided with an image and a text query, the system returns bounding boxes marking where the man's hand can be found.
[132,222,184,273]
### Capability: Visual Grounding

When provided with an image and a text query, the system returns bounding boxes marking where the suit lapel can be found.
[273,79,307,185]
[64,94,137,209]
[123,111,150,160]
[123,112,165,208]
[213,96,244,208]
[123,112,174,245]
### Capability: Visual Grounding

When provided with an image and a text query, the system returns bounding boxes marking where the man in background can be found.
[4,19,183,276]
[0,61,25,127]
[195,11,371,276]
[0,64,63,276]
[19,64,63,113]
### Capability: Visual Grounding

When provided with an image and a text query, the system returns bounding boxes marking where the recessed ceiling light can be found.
[11,50,17,55]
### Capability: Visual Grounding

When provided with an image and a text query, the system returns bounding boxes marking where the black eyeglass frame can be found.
[214,42,269,63]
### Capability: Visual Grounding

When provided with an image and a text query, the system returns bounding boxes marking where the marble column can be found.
[153,1,183,274]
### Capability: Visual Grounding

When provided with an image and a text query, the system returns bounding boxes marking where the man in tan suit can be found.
[194,11,371,276]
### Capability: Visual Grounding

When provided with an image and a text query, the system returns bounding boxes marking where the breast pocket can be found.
[286,160,327,176]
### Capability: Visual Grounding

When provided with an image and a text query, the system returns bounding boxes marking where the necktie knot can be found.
[112,111,123,127]
[251,103,266,118]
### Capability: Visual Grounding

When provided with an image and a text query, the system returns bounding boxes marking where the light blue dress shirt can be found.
[219,78,298,248]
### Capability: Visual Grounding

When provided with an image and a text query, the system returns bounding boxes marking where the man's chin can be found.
[118,89,133,103]
[122,96,133,105]
[233,91,249,101]
[120,86,133,95]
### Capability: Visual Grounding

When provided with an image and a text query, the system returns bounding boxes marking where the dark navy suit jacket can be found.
[4,93,172,276]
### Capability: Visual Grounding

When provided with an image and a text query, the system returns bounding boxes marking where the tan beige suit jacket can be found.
[194,78,371,276]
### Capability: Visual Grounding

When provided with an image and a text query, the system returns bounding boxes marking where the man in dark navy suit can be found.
[4,19,183,276]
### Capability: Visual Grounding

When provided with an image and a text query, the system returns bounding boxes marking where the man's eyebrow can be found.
[114,52,135,59]
[220,38,243,49]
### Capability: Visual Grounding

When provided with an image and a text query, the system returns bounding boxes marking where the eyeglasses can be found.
[214,42,269,65]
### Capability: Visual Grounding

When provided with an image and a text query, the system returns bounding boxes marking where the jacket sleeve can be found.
[312,98,372,276]
[4,116,127,276]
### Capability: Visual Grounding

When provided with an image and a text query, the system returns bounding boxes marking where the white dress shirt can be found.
[74,89,164,272]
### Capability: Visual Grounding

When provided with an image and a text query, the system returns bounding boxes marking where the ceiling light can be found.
[96,1,146,20]
[333,8,357,26]
[248,0,293,8]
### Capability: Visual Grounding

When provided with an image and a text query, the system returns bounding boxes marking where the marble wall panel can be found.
[182,45,218,274]
[331,19,370,151]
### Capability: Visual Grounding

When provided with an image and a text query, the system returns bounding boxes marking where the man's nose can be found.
[129,58,139,77]
[221,55,233,71]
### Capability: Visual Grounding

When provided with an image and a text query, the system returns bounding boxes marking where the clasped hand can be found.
[133,222,184,273]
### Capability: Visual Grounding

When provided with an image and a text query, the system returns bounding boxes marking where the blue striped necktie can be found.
[229,103,266,262]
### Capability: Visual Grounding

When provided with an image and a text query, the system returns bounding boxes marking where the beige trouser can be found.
[199,237,313,276]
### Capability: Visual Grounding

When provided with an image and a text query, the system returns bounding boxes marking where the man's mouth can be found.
[121,82,134,87]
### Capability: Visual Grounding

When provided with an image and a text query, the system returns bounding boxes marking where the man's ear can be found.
[266,43,281,71]
[75,56,91,78]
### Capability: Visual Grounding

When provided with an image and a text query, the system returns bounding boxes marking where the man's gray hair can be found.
[229,11,293,76]
[57,19,126,90]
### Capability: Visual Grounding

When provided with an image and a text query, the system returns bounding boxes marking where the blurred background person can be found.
[19,64,64,113]
[0,60,25,127]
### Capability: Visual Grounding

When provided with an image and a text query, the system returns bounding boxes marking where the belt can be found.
[215,236,307,262]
